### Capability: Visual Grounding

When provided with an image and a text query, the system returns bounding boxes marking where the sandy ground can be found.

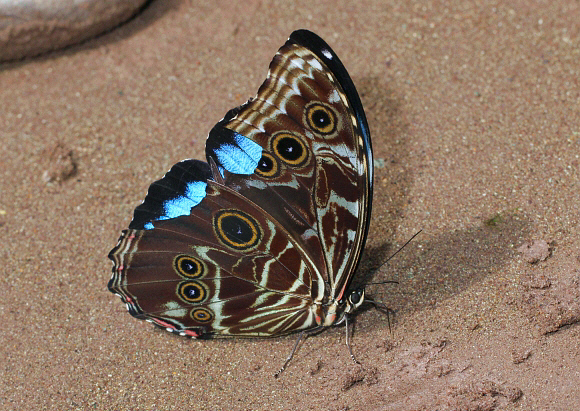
[1,1,579,410]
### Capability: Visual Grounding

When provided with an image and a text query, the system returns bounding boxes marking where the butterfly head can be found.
[344,288,366,314]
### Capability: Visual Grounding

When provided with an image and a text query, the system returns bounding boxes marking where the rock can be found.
[517,240,551,264]
[42,142,77,183]
[0,0,148,62]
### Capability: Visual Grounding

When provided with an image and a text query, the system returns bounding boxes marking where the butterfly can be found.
[108,29,373,374]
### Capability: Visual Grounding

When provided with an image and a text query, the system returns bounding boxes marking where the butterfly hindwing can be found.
[109,163,325,337]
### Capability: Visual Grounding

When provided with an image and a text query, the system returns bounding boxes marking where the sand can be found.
[1,1,579,409]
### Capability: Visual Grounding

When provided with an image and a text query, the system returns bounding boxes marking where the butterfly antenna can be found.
[385,229,422,266]
[367,229,422,282]
[275,331,306,378]
[363,231,421,334]
[364,230,421,288]
[366,279,399,286]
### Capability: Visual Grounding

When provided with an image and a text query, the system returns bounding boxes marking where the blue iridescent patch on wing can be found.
[214,133,262,175]
[155,180,207,223]
[129,159,212,231]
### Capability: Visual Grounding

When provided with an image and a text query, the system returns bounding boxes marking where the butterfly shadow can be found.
[347,76,533,331]
[353,212,532,335]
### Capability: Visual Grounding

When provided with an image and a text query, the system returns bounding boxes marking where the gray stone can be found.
[0,0,147,62]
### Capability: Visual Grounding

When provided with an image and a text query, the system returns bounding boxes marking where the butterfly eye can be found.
[272,132,309,167]
[348,289,364,307]
[305,102,337,135]
[191,307,213,323]
[214,209,261,250]
[174,255,205,279]
[349,292,360,305]
[255,152,279,177]
[177,281,208,303]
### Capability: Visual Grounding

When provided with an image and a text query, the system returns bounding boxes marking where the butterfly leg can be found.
[366,298,395,333]
[345,315,361,365]
[275,331,306,378]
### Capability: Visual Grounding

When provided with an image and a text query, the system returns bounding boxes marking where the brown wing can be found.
[109,179,324,337]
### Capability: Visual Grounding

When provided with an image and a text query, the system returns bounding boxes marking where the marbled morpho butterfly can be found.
[108,29,373,374]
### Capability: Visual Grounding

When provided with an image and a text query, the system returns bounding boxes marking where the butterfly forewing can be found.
[212,34,372,301]
[108,30,372,339]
